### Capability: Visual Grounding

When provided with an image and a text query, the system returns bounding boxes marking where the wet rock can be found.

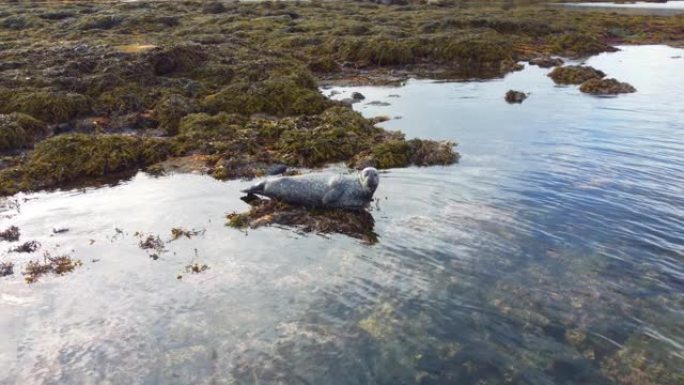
[548,65,606,85]
[579,78,636,95]
[0,261,13,277]
[351,92,366,101]
[529,56,564,68]
[505,90,527,104]
[0,225,20,242]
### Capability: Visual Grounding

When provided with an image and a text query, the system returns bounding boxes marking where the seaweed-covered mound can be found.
[529,56,564,68]
[0,113,48,150]
[0,134,174,194]
[548,65,606,85]
[579,78,637,95]
[227,197,378,244]
[350,138,458,169]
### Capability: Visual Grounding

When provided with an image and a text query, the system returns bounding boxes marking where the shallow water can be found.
[563,1,684,15]
[2,45,684,384]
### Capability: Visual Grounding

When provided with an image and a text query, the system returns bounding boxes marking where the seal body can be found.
[242,167,379,210]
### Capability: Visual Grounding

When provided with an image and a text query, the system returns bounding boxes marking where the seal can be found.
[241,167,379,210]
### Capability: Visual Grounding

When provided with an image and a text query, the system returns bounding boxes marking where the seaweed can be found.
[170,227,205,241]
[23,253,82,284]
[579,78,636,95]
[3,134,175,192]
[548,65,606,85]
[0,113,47,150]
[0,225,20,241]
[227,196,378,244]
[4,91,92,123]
[10,240,40,253]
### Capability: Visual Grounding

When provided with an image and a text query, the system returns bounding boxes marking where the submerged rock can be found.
[505,90,528,104]
[548,65,606,85]
[579,78,636,95]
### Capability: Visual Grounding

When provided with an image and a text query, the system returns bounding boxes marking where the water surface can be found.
[2,45,683,384]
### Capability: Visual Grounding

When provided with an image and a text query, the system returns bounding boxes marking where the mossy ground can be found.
[0,0,681,194]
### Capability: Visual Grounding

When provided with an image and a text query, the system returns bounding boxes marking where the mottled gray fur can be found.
[242,167,379,210]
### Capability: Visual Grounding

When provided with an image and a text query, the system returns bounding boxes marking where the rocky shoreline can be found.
[0,1,682,195]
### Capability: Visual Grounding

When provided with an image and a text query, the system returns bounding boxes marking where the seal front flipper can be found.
[241,180,266,195]
[322,176,344,205]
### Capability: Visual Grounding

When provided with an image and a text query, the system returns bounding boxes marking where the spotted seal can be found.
[241,167,379,210]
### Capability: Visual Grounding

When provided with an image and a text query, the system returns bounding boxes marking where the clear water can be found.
[1,45,683,384]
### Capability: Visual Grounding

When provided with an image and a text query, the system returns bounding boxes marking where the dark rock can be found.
[351,92,366,101]
[579,78,636,95]
[505,90,528,104]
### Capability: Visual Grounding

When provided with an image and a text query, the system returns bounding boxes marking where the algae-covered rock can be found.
[505,90,527,104]
[178,112,246,138]
[548,65,606,85]
[153,94,198,135]
[579,78,636,95]
[0,113,48,150]
[201,77,331,117]
[529,56,564,68]
[17,134,172,189]
[351,138,459,169]
[227,196,378,244]
[550,33,618,58]
[5,91,92,123]
[147,45,209,76]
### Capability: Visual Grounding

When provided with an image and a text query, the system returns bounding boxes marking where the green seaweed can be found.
[4,91,92,123]
[0,113,48,150]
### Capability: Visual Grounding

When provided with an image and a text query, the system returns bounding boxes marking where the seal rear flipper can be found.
[241,180,266,195]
